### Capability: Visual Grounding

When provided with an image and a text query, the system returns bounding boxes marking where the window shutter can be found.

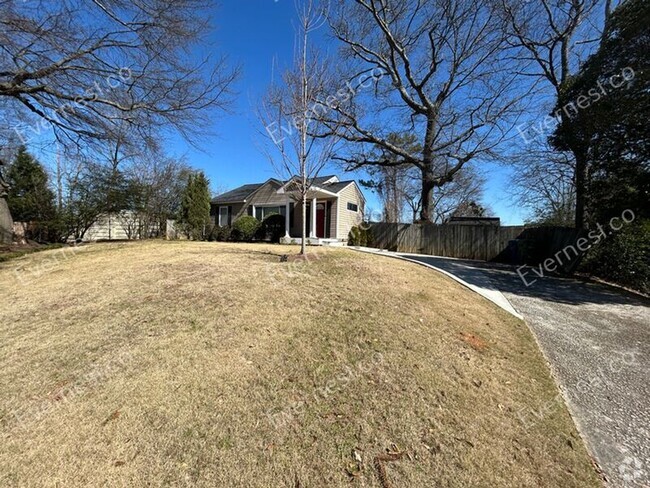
[228,206,233,226]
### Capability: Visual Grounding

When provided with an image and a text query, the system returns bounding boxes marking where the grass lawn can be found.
[0,241,601,487]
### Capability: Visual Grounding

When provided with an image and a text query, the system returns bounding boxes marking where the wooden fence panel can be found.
[366,223,578,264]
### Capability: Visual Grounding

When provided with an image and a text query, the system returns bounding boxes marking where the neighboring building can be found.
[83,211,159,241]
[211,175,366,244]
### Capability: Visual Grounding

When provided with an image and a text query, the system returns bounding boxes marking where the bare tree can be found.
[432,167,487,223]
[126,154,193,237]
[497,0,618,228]
[360,165,411,222]
[321,0,521,222]
[359,132,419,222]
[509,140,576,225]
[260,0,338,255]
[0,0,237,153]
[0,157,12,243]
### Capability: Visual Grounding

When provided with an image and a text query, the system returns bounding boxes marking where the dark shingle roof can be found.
[323,180,366,202]
[312,175,338,185]
[321,180,351,192]
[211,176,364,204]
[211,183,263,203]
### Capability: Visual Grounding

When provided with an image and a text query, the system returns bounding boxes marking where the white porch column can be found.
[310,197,317,238]
[284,198,291,237]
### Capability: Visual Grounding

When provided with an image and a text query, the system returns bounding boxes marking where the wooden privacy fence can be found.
[367,222,582,264]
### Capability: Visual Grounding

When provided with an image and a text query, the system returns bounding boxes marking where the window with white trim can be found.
[347,202,358,212]
[218,206,229,227]
[254,206,286,220]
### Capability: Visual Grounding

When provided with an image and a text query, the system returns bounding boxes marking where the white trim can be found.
[276,177,339,197]
[218,206,229,227]
[310,197,317,238]
[285,198,291,237]
[335,196,340,240]
[253,204,287,221]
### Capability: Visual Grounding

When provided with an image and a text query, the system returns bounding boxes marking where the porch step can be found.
[280,237,347,246]
[318,239,346,247]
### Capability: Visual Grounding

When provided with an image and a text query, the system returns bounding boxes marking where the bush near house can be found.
[208,225,232,242]
[231,216,260,242]
[348,225,371,246]
[256,213,285,243]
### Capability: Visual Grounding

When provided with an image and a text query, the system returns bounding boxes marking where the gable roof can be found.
[325,180,355,193]
[211,175,365,204]
[312,175,338,185]
[211,183,264,203]
[325,180,367,203]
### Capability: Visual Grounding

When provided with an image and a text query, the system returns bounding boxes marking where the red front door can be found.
[316,203,326,238]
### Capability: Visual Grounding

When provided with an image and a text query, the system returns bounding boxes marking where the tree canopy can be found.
[552,0,649,224]
[0,0,237,153]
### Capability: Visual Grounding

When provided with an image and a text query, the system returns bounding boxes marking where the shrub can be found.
[580,219,650,294]
[256,213,285,243]
[206,224,216,242]
[215,225,232,242]
[207,224,231,242]
[348,225,371,247]
[231,216,261,242]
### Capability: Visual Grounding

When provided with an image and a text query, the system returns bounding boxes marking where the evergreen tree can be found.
[553,0,649,292]
[179,171,211,240]
[7,146,58,241]
[552,0,650,224]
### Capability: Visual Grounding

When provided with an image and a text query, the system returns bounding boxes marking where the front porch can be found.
[279,236,346,246]
[279,192,340,241]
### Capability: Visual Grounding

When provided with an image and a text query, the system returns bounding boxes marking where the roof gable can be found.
[212,176,365,203]
[323,180,366,203]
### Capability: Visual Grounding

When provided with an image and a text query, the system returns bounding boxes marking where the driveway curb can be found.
[349,247,524,320]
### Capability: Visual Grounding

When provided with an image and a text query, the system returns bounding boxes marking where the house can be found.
[210,175,366,244]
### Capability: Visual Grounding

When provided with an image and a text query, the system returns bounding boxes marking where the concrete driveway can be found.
[397,253,650,488]
[355,248,649,487]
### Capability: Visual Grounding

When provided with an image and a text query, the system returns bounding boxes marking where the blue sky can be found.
[169,1,528,225]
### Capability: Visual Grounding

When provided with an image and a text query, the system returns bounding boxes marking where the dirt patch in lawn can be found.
[0,241,602,487]
[460,332,489,351]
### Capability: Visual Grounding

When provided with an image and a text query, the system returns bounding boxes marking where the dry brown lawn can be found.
[0,241,601,487]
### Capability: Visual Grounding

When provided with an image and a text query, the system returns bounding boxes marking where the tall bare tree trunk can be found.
[420,170,435,222]
[0,161,12,244]
[574,150,588,229]
[301,191,307,256]
[0,198,12,244]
